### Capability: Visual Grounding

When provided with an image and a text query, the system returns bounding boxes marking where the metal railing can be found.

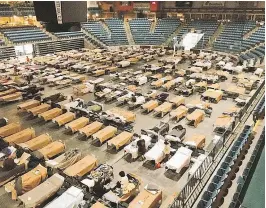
[169,80,265,208]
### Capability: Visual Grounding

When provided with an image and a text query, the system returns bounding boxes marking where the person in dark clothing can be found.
[77,100,84,108]
[3,158,16,171]
[26,74,32,84]
[0,117,8,127]
[137,139,146,159]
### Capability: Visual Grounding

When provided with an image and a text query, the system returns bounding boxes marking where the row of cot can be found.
[17,99,135,151]
[0,122,100,207]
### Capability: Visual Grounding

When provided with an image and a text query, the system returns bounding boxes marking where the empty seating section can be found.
[197,125,252,208]
[172,20,218,49]
[84,36,104,48]
[2,27,51,44]
[229,128,265,208]
[253,96,265,121]
[54,31,85,39]
[82,21,113,45]
[213,21,258,52]
[105,18,128,45]
[192,21,219,49]
[129,18,180,45]
[0,4,14,16]
[129,18,153,45]
[239,44,265,63]
[17,7,35,16]
[153,18,180,43]
[241,24,265,51]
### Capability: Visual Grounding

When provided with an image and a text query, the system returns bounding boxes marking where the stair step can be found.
[243,26,260,39]
[81,28,107,48]
[124,21,135,45]
[150,20,157,33]
[163,23,184,47]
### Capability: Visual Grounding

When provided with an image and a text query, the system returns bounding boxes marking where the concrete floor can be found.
[0,56,261,207]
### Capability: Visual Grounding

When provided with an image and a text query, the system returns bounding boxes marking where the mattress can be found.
[107,131,133,150]
[45,149,82,170]
[78,121,103,137]
[28,103,51,116]
[18,174,65,208]
[91,202,108,208]
[37,141,65,160]
[65,117,90,132]
[52,112,76,126]
[186,110,204,121]
[169,96,185,107]
[93,126,117,143]
[44,186,84,208]
[39,108,63,121]
[128,189,162,208]
[144,140,165,163]
[142,100,158,111]
[19,134,52,151]
[215,115,234,128]
[0,123,21,137]
[0,92,22,101]
[4,128,35,145]
[170,106,188,120]
[17,100,40,111]
[154,102,172,113]
[165,147,192,173]
[5,164,47,197]
[0,88,17,97]
[183,135,206,148]
[63,155,97,177]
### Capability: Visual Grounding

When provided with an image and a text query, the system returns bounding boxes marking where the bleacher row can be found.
[239,44,265,63]
[129,18,180,45]
[53,31,85,39]
[17,7,35,16]
[228,127,265,208]
[213,21,265,53]
[0,18,264,66]
[1,26,51,44]
[197,125,253,208]
[174,20,219,49]
[253,96,265,121]
[0,4,14,16]
[82,19,128,46]
[0,4,34,16]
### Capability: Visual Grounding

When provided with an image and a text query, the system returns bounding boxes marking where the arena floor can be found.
[0,55,260,207]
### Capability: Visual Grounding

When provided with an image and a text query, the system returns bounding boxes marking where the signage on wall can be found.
[55,1,63,24]
[203,1,225,7]
[134,2,150,10]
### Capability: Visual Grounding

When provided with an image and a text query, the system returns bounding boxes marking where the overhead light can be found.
[29,15,32,17]
[95,13,99,17]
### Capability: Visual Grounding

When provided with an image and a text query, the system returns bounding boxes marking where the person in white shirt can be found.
[163,141,171,161]
[119,171,129,190]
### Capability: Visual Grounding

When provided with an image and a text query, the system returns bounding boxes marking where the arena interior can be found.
[0,1,265,208]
